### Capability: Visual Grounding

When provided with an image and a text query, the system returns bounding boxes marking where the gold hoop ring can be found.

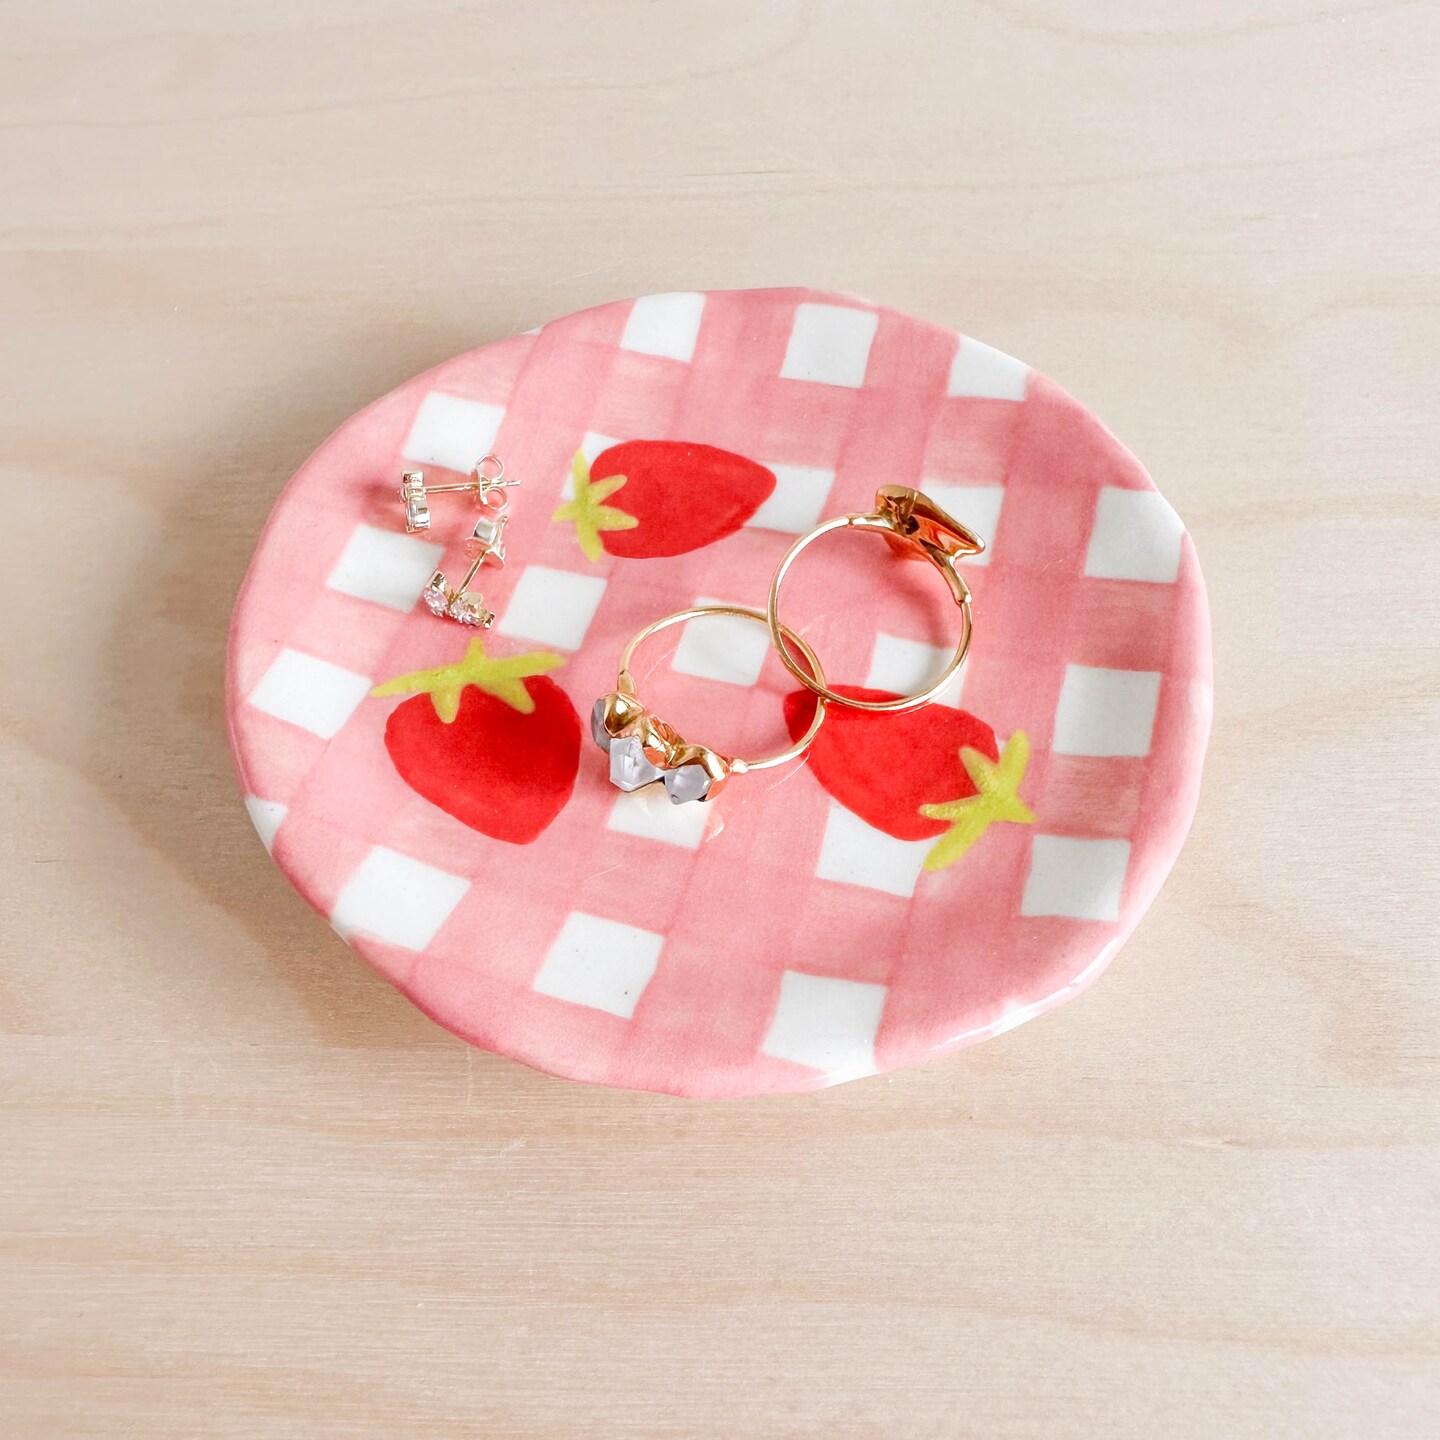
[591,606,827,804]
[767,485,983,714]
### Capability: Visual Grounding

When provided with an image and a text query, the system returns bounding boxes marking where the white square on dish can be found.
[606,791,711,850]
[865,633,965,708]
[761,970,887,1081]
[247,649,372,740]
[619,291,706,363]
[747,464,835,534]
[1084,488,1186,583]
[243,796,287,854]
[403,393,506,474]
[532,912,664,1019]
[918,483,1004,566]
[1053,665,1162,758]
[496,566,608,650]
[580,430,620,462]
[947,336,1030,400]
[816,802,933,899]
[325,524,444,612]
[560,431,621,500]
[1020,835,1131,921]
[779,303,878,388]
[330,846,471,951]
[671,596,771,685]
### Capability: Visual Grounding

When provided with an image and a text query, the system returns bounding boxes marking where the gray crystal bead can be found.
[609,735,665,792]
[664,763,713,805]
[590,697,613,751]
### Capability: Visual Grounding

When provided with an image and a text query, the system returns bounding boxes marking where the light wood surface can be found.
[2,3,1437,1436]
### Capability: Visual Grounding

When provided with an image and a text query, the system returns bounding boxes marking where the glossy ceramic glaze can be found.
[226,287,1211,1097]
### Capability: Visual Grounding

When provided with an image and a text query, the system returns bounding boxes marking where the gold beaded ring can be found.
[766,484,984,714]
[591,605,827,805]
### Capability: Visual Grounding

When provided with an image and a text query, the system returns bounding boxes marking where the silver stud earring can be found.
[420,474,514,626]
[398,454,516,533]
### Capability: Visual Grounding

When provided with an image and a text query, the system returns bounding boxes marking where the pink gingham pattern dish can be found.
[226,287,1211,1098]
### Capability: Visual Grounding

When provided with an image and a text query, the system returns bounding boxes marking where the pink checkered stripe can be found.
[226,287,1211,1097]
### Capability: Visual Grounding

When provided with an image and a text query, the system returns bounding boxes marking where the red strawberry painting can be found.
[784,686,1034,868]
[554,440,775,561]
[371,640,581,845]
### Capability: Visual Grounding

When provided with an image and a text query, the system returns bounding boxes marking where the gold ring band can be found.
[592,605,827,804]
[767,485,982,714]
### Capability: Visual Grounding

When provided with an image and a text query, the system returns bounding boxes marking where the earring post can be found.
[421,477,519,495]
[457,553,485,591]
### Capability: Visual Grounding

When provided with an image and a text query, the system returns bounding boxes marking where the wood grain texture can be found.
[1,2,1437,1435]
